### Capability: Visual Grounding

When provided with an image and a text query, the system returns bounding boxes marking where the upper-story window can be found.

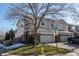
[58,23,64,31]
[25,20,29,25]
[42,22,44,26]
[21,24,24,27]
[72,26,75,31]
[51,24,53,28]
[52,23,64,31]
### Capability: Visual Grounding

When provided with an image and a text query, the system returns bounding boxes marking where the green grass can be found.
[9,44,71,56]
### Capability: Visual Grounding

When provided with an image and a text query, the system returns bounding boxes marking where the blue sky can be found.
[0,3,77,33]
[0,3,16,32]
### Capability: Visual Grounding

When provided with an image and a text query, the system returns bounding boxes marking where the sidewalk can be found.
[47,42,79,56]
[65,49,79,56]
[47,43,76,50]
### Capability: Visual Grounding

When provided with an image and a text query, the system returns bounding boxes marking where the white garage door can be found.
[40,34,55,43]
[60,36,69,42]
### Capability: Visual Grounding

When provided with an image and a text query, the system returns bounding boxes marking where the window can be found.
[21,24,24,27]
[58,24,64,31]
[52,23,64,31]
[52,23,58,30]
[42,22,44,26]
[51,24,53,28]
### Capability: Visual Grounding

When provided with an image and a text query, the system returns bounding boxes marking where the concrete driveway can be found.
[47,42,79,56]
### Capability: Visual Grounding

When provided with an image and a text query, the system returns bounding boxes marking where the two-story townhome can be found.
[15,17,72,43]
[51,20,72,42]
[15,18,55,43]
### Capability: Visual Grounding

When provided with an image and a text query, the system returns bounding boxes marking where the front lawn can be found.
[9,44,71,56]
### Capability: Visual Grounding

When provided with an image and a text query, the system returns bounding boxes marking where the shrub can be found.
[24,34,35,44]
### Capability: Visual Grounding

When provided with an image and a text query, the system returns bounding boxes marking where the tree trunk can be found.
[34,29,38,45]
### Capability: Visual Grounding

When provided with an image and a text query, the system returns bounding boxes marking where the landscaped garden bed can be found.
[9,44,71,56]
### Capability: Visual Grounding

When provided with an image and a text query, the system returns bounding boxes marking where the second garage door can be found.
[40,34,55,43]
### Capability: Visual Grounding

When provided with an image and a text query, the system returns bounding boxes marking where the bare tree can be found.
[6,3,69,45]
[67,4,79,40]
[68,4,79,25]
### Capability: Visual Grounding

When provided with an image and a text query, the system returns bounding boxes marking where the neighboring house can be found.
[68,24,76,32]
[0,32,5,43]
[15,17,72,43]
[68,24,79,36]
[68,24,79,32]
[75,26,79,32]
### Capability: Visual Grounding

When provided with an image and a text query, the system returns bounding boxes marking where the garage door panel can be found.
[40,35,54,43]
[60,36,68,42]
